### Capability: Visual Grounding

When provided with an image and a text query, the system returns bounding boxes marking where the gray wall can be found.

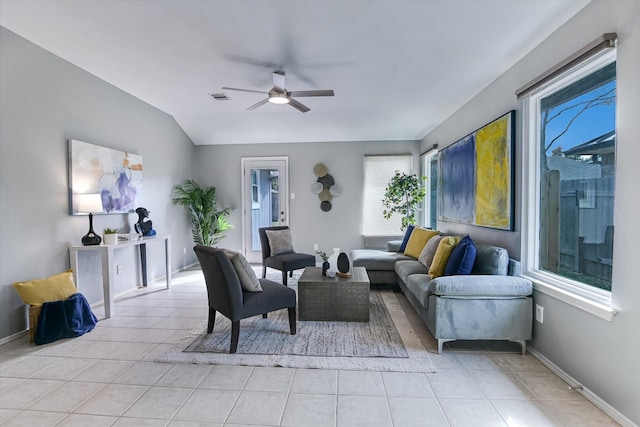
[420,1,640,424]
[194,140,419,256]
[0,28,197,339]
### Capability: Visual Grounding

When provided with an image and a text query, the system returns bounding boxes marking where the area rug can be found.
[156,286,436,372]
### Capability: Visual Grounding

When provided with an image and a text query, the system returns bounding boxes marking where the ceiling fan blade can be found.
[247,98,270,110]
[289,90,335,97]
[289,98,310,113]
[222,87,268,95]
[273,71,286,91]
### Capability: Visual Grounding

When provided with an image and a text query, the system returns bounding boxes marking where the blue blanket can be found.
[35,293,98,345]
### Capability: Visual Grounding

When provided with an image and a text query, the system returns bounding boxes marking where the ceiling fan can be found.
[222,71,334,113]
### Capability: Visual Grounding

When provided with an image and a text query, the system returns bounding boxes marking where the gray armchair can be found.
[258,226,315,286]
[194,245,297,353]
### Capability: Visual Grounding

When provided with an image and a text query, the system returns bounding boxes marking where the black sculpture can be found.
[134,207,156,236]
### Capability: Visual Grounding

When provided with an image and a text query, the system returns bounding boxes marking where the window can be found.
[421,149,438,229]
[363,155,412,235]
[251,170,260,209]
[522,48,616,318]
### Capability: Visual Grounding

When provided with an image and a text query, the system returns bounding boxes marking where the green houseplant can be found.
[171,179,234,246]
[382,171,427,231]
[103,227,119,245]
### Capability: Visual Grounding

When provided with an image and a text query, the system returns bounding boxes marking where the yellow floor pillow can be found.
[13,269,78,306]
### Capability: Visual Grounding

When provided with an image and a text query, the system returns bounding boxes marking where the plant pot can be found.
[103,234,118,245]
[322,261,330,276]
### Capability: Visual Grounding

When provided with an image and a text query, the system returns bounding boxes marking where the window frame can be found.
[362,154,413,237]
[521,48,618,321]
[421,148,438,229]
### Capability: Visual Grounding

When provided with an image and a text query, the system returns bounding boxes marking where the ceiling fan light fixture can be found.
[268,93,290,104]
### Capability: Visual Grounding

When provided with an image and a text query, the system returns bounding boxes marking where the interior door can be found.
[241,157,289,263]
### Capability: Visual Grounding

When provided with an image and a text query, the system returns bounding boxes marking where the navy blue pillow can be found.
[398,225,415,253]
[444,235,477,276]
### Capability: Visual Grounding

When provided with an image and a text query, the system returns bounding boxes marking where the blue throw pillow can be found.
[444,235,477,276]
[398,225,415,253]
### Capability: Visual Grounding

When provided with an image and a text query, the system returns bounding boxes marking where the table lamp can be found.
[78,194,104,246]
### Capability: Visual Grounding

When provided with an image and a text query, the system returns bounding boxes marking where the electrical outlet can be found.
[116,264,123,274]
[183,247,187,254]
[314,243,319,251]
[536,304,544,324]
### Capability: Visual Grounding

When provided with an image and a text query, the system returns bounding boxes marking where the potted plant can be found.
[103,227,119,245]
[316,250,330,276]
[172,179,234,246]
[382,171,427,231]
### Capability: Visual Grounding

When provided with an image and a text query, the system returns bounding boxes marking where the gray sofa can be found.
[351,240,533,354]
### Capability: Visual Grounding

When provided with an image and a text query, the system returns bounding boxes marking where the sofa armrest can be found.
[431,275,533,297]
[386,240,403,252]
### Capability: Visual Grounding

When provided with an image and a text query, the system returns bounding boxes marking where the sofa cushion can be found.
[404,228,440,259]
[428,236,461,278]
[405,273,436,309]
[418,234,444,268]
[431,275,533,297]
[394,260,429,284]
[444,235,477,276]
[472,245,509,275]
[351,249,412,271]
[398,225,415,252]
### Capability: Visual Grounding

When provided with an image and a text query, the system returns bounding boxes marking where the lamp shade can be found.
[77,194,103,214]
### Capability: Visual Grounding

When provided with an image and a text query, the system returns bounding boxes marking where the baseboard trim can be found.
[528,346,637,427]
[0,329,28,346]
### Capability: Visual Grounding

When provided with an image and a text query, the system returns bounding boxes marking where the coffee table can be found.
[297,266,370,322]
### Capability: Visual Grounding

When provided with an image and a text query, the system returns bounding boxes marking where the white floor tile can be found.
[439,398,507,427]
[337,395,392,427]
[244,366,295,393]
[0,378,64,409]
[470,372,535,400]
[281,393,336,427]
[226,390,287,425]
[56,413,118,426]
[338,370,385,396]
[428,371,484,399]
[290,368,338,394]
[492,399,563,426]
[122,386,193,419]
[0,409,66,426]
[113,360,173,385]
[75,383,149,416]
[27,380,104,412]
[173,388,240,423]
[199,365,254,390]
[155,363,212,388]
[382,371,434,397]
[388,396,449,426]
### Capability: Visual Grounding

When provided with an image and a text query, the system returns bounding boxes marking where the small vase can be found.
[322,261,330,276]
[337,252,350,273]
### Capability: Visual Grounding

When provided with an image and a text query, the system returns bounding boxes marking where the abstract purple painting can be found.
[69,139,143,214]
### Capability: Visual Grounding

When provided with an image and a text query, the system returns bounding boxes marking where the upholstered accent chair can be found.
[194,245,297,353]
[258,226,315,286]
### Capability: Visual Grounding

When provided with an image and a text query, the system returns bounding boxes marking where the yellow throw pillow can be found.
[13,269,77,306]
[404,228,440,259]
[428,236,461,278]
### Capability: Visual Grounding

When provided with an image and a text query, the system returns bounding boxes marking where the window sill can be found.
[522,272,618,321]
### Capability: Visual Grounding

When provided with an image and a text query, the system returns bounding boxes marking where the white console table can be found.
[69,235,171,318]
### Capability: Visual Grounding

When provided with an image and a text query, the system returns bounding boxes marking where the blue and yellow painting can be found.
[438,111,514,230]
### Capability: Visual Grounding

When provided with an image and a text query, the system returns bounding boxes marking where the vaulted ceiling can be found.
[0,0,590,145]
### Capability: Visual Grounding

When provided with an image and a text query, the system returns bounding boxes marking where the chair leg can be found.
[207,307,216,333]
[290,270,293,278]
[230,320,240,353]
[262,266,267,279]
[282,270,288,286]
[288,307,297,335]
[262,313,268,318]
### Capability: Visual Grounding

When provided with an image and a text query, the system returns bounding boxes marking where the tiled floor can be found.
[0,268,620,426]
